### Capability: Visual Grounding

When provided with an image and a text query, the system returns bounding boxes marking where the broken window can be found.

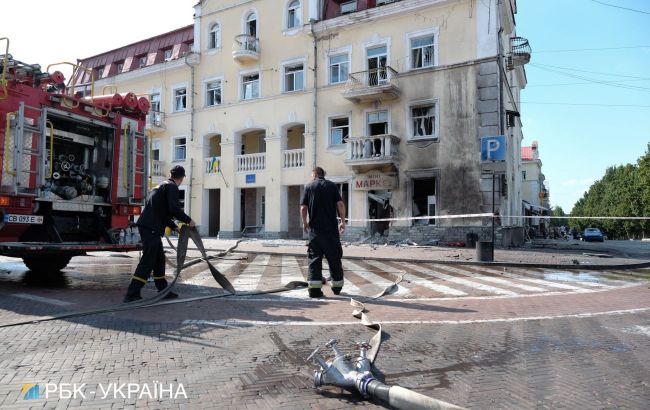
[412,178,436,225]
[242,73,260,99]
[287,0,301,29]
[411,104,436,139]
[367,110,388,136]
[411,35,434,69]
[330,117,349,146]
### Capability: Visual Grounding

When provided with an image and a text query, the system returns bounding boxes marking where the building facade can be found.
[521,140,550,234]
[79,0,530,242]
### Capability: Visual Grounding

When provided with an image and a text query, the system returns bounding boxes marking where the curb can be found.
[164,245,650,271]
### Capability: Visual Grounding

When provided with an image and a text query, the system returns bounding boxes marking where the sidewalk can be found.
[171,237,650,270]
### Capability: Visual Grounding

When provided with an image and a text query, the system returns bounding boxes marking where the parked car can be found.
[583,228,604,242]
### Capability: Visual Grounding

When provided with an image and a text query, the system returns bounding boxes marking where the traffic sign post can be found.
[480,135,507,261]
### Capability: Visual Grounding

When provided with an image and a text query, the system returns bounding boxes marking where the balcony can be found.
[146,111,165,130]
[341,67,400,103]
[232,35,260,64]
[205,156,221,174]
[283,149,305,168]
[344,134,400,170]
[151,160,165,177]
[507,37,531,70]
[237,152,265,172]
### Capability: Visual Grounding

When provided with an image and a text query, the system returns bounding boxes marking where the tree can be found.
[550,206,568,227]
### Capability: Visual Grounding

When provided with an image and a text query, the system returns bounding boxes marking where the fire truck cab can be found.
[0,42,148,273]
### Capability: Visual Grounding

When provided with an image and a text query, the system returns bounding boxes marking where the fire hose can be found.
[308,275,466,409]
[0,225,307,329]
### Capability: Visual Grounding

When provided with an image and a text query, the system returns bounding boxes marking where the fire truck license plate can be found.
[4,214,44,224]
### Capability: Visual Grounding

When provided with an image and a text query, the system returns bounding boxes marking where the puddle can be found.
[543,271,604,282]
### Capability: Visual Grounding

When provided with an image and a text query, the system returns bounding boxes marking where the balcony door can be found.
[246,13,257,37]
[367,45,387,86]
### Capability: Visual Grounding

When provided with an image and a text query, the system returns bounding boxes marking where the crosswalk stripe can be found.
[343,260,411,296]
[281,256,308,299]
[431,265,548,292]
[181,260,239,287]
[477,266,589,291]
[405,263,518,296]
[233,254,270,292]
[364,260,467,296]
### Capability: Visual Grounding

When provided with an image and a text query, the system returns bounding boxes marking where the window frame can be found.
[205,77,223,107]
[365,109,390,136]
[283,62,305,93]
[151,139,161,161]
[406,27,439,71]
[240,72,260,100]
[286,0,302,29]
[208,22,221,50]
[138,55,148,69]
[407,100,439,141]
[328,115,351,147]
[172,136,187,162]
[341,0,357,14]
[163,48,173,61]
[329,52,350,85]
[172,86,187,112]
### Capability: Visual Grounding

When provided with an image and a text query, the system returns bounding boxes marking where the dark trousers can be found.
[307,233,344,289]
[126,227,168,296]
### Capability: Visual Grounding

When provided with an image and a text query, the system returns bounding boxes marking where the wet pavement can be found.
[0,243,649,408]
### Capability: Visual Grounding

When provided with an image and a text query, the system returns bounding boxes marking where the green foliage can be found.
[550,206,568,227]
[570,143,650,239]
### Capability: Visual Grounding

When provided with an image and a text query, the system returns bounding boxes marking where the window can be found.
[411,35,435,69]
[150,93,161,113]
[242,73,260,100]
[245,12,257,37]
[138,55,148,68]
[329,54,349,84]
[95,68,104,79]
[367,45,388,85]
[173,137,187,161]
[341,0,357,14]
[412,178,436,225]
[329,117,349,146]
[522,170,527,180]
[151,139,161,161]
[367,110,388,136]
[206,80,222,106]
[173,88,187,112]
[117,62,124,73]
[164,49,173,61]
[284,64,304,92]
[208,23,220,49]
[287,0,301,29]
[410,104,436,139]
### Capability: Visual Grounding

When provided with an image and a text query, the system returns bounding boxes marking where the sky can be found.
[517,0,650,212]
[2,0,649,213]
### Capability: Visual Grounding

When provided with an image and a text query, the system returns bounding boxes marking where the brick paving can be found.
[0,240,648,408]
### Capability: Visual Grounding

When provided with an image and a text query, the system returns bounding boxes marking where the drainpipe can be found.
[493,0,505,259]
[185,52,200,219]
[309,20,318,169]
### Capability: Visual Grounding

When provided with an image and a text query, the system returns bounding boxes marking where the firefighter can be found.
[123,165,194,303]
[300,167,346,298]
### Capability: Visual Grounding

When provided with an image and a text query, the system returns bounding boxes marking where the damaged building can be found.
[79,0,529,243]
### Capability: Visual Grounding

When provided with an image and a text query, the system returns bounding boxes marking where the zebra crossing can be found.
[177,254,645,300]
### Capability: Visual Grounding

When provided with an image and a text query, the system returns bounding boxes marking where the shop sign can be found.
[354,171,397,190]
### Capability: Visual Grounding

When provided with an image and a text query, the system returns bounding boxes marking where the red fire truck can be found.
[0,42,148,273]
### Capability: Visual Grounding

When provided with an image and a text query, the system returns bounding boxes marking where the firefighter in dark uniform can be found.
[123,165,194,302]
[300,167,346,298]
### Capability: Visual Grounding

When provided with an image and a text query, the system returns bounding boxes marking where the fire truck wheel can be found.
[22,255,72,273]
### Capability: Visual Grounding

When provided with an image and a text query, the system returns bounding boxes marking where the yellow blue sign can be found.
[21,384,39,400]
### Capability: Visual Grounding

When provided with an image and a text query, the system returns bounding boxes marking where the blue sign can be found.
[481,135,506,161]
[246,174,256,184]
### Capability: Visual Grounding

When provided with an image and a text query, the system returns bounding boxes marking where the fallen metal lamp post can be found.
[309,339,465,410]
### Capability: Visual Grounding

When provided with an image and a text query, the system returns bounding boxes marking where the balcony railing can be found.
[342,66,400,103]
[232,35,260,63]
[345,134,400,166]
[237,152,265,172]
[507,37,531,70]
[283,149,305,168]
[151,160,164,177]
[205,156,221,174]
[146,110,165,130]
